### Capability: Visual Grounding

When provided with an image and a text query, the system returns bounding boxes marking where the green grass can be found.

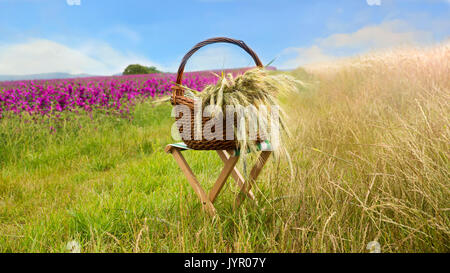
[0,45,449,252]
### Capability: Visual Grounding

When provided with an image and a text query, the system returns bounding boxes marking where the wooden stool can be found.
[165,142,272,216]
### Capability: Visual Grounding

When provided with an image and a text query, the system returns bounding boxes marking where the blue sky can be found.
[0,0,449,75]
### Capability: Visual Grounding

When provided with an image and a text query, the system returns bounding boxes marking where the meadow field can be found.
[0,44,448,253]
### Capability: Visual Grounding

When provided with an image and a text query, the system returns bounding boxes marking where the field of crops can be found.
[0,68,264,119]
[0,73,208,118]
[0,45,448,253]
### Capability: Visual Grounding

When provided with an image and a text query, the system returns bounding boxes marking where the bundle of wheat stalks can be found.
[183,68,301,158]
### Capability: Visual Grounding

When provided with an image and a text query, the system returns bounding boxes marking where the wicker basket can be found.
[171,37,264,150]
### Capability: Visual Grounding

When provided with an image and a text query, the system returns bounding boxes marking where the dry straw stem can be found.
[280,41,449,252]
[183,68,303,158]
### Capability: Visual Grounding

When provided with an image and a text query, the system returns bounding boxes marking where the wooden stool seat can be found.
[165,142,272,216]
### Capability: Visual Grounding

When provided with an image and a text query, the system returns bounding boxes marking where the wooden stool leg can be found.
[216,150,256,201]
[170,149,216,216]
[209,154,239,203]
[234,151,271,209]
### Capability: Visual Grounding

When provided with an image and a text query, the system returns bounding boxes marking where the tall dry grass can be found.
[273,42,449,252]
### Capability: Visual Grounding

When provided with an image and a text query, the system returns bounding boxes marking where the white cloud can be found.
[66,0,81,6]
[319,20,432,49]
[0,39,161,75]
[0,38,254,75]
[279,20,434,69]
[366,0,381,6]
[281,46,336,69]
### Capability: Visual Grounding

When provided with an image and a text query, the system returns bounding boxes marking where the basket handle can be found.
[172,37,263,100]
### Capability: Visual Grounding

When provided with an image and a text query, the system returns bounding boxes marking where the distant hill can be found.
[0,73,97,82]
[0,66,277,82]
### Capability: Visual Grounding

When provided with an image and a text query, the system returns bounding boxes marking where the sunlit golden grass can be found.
[0,43,448,252]
[281,42,449,252]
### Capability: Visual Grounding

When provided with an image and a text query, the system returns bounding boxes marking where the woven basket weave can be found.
[171,37,264,150]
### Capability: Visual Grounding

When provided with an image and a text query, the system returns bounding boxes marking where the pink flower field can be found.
[0,67,272,119]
